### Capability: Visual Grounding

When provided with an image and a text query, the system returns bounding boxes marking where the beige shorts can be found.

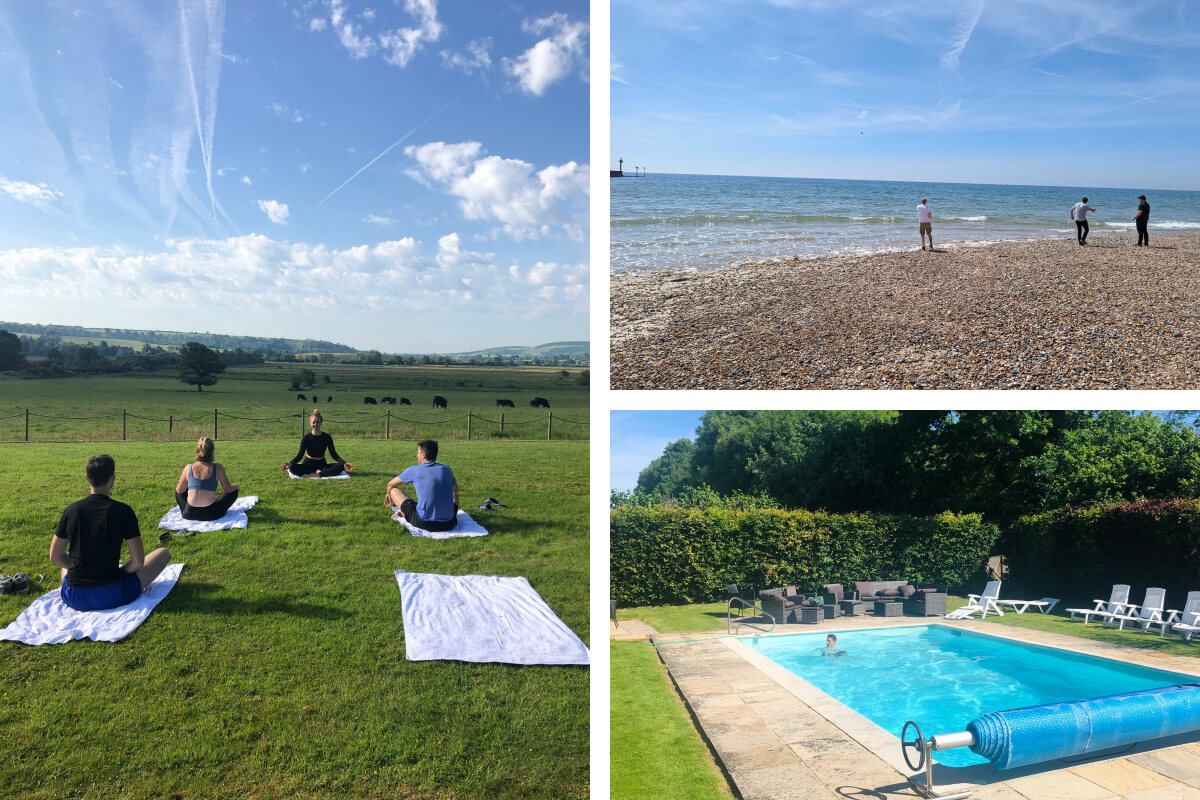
[919,221,932,232]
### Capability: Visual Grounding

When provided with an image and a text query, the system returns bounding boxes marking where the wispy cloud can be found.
[503,13,589,96]
[323,0,443,67]
[940,0,984,73]
[364,214,392,226]
[1,179,64,207]
[441,37,492,75]
[258,199,290,224]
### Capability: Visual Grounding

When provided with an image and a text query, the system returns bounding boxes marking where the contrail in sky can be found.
[316,88,470,207]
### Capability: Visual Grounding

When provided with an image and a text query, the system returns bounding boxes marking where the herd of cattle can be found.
[295,393,551,408]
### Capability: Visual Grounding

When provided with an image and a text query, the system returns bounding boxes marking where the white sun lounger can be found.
[945,580,1003,619]
[1101,587,1166,631]
[1067,584,1131,624]
[1165,593,1200,641]
[994,597,1060,615]
[1149,591,1200,637]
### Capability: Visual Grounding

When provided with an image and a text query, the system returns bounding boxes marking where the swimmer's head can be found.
[826,634,837,647]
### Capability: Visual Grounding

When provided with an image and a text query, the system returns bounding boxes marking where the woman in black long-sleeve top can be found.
[282,409,354,477]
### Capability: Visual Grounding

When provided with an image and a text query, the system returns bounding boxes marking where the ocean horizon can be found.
[610,173,1200,272]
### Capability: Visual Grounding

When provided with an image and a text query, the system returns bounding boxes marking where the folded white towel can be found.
[287,471,349,479]
[0,564,184,645]
[158,496,259,531]
[390,508,488,539]
[394,570,589,665]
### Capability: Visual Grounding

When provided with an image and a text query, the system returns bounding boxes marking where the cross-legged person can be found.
[282,409,353,478]
[385,439,459,532]
[51,454,171,612]
[175,436,240,521]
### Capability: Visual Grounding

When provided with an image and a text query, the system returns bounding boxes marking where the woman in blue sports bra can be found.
[174,436,240,521]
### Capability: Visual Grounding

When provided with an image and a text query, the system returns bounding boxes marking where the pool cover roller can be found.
[966,683,1200,769]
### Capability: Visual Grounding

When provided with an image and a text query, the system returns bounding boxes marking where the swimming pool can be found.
[745,624,1199,767]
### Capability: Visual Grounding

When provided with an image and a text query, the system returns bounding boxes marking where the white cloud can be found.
[309,17,327,31]
[221,52,248,65]
[360,8,375,21]
[258,199,290,224]
[380,0,444,67]
[268,102,304,123]
[0,235,587,316]
[503,13,588,96]
[440,37,492,75]
[109,77,125,89]
[329,0,376,58]
[216,167,233,177]
[1,179,64,208]
[364,214,393,226]
[300,163,313,174]
[241,175,252,186]
[404,141,588,241]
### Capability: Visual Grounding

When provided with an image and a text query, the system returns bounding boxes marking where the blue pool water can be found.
[745,625,1198,767]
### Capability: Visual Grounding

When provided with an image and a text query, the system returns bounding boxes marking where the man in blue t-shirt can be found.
[386,439,459,532]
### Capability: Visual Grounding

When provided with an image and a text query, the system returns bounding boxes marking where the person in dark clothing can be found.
[175,436,241,521]
[51,454,171,612]
[282,409,354,477]
[1134,195,1151,246]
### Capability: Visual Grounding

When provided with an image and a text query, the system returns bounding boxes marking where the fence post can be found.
[467,409,472,441]
[386,409,390,440]
[301,411,306,436]
[214,408,218,440]
[547,411,553,441]
[500,413,504,436]
[25,408,29,442]
[123,409,126,441]
[169,415,173,435]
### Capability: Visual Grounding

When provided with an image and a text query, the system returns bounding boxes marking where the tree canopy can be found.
[178,342,225,391]
[0,330,25,370]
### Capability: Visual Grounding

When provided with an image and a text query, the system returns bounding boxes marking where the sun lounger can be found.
[945,580,1003,619]
[1148,591,1200,637]
[994,597,1060,615]
[1066,584,1131,624]
[1101,587,1166,631]
[1165,594,1200,641]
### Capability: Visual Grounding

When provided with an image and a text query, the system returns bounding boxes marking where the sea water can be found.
[610,173,1200,272]
[745,625,1198,767]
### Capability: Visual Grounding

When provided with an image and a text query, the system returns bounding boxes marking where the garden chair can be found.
[1148,591,1200,637]
[1165,594,1200,641]
[1066,584,1132,624]
[945,580,1003,619]
[1101,587,1166,631]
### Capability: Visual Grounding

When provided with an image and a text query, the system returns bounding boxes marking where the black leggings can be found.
[288,459,345,477]
[1076,220,1089,242]
[175,488,239,521]
[1137,221,1149,246]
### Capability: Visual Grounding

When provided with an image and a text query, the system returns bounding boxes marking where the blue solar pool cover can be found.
[967,683,1200,769]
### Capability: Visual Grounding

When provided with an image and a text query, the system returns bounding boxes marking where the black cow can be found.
[399,397,411,405]
[364,397,377,405]
[433,395,447,410]
[312,395,319,403]
[530,397,550,408]
[296,393,306,401]
[327,396,333,403]
[496,398,515,408]
[381,396,397,405]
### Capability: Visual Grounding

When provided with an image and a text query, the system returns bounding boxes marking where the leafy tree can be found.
[288,368,316,389]
[178,342,225,391]
[323,374,332,384]
[0,330,24,370]
[635,438,697,496]
[577,369,589,386]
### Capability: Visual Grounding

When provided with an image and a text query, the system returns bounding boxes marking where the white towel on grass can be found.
[287,471,349,479]
[158,496,259,532]
[0,564,183,645]
[390,508,489,539]
[393,570,589,665]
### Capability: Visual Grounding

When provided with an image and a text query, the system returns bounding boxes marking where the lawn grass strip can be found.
[157,495,259,531]
[393,570,589,665]
[390,509,489,539]
[0,563,183,644]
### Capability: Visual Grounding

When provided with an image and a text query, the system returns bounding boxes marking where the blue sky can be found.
[612,1,1200,190]
[0,0,588,352]
[611,410,704,491]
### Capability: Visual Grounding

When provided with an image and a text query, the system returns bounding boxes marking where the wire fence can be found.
[0,408,588,443]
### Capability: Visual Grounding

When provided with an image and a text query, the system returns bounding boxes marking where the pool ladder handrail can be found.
[727,597,775,634]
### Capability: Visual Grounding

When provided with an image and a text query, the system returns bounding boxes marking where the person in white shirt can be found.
[917,199,934,251]
[1070,197,1096,245]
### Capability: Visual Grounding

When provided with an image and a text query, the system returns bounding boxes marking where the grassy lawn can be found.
[615,602,730,634]
[0,440,588,800]
[610,642,733,800]
[0,364,589,442]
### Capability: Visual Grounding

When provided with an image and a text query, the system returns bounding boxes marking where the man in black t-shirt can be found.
[50,454,172,612]
[1133,195,1151,247]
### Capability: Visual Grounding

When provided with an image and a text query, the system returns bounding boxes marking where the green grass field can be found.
[0,364,589,442]
[0,440,588,800]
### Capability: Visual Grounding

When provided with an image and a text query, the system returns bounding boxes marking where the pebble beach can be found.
[610,234,1200,390]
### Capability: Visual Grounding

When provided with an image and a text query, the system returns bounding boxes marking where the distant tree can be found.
[178,342,225,391]
[0,330,24,370]
[363,349,383,365]
[289,368,316,389]
[559,369,569,378]
[636,438,698,497]
[323,374,332,384]
[577,369,589,386]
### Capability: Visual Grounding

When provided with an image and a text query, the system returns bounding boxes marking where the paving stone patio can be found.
[646,613,1200,799]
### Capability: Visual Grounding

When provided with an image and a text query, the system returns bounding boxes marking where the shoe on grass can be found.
[482,497,507,507]
[0,573,29,595]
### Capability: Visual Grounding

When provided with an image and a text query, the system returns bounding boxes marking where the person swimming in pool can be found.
[823,633,847,657]
[175,436,240,521]
[282,409,354,478]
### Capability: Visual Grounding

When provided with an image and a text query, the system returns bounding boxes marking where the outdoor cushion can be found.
[900,585,917,598]
[854,581,874,598]
[882,588,899,597]
[823,584,845,604]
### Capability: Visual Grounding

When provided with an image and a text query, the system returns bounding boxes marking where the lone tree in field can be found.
[179,341,225,391]
[0,330,25,371]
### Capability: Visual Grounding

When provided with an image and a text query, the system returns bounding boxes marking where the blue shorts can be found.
[61,572,143,612]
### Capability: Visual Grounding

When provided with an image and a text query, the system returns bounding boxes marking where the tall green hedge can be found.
[1006,498,1200,600]
[610,507,998,606]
